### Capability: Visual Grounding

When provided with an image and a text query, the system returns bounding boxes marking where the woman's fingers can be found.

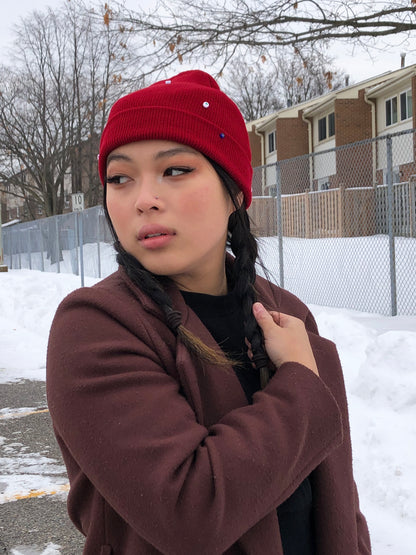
[252,303,278,330]
[269,311,281,326]
[252,303,319,376]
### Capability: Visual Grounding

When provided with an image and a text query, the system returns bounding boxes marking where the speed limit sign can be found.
[71,193,85,212]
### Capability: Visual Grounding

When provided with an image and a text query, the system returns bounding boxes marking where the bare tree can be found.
[273,48,347,107]
[222,59,284,121]
[222,49,346,120]
[0,0,138,217]
[110,0,416,74]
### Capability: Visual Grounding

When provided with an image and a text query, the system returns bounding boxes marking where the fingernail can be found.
[253,302,265,316]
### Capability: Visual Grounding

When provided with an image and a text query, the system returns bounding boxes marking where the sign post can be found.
[0,200,8,272]
[72,193,85,286]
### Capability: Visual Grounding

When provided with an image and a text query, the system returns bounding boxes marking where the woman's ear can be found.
[235,191,244,211]
[228,191,244,216]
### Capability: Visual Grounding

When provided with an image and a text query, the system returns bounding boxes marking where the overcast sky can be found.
[0,1,415,84]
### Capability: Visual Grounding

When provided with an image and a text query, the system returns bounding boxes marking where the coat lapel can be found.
[171,287,249,427]
[119,265,251,426]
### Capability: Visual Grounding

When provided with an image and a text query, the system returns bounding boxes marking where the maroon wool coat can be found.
[46,265,371,555]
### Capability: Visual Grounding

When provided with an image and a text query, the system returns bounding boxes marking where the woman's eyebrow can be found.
[154,146,199,160]
[106,153,133,166]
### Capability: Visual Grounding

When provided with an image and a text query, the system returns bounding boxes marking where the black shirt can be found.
[181,288,315,555]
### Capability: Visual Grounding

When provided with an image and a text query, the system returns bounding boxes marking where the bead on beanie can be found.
[98,70,253,207]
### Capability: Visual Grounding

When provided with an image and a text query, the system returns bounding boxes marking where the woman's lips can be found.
[137,225,176,249]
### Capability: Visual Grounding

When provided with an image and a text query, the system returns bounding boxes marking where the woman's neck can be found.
[174,269,228,296]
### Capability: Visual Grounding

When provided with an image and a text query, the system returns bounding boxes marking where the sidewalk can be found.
[0,380,84,554]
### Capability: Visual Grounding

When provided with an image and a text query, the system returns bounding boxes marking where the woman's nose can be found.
[134,182,161,213]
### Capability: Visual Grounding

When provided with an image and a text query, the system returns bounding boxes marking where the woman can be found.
[46,70,371,554]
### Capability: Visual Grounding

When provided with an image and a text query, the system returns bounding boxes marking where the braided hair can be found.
[103,162,272,386]
[213,161,272,387]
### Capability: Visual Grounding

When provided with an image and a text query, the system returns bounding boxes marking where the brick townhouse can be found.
[247,63,416,196]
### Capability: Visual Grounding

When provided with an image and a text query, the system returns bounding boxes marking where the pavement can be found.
[0,380,85,554]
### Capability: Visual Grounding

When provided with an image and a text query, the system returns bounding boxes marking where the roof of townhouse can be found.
[246,63,416,129]
[365,64,416,98]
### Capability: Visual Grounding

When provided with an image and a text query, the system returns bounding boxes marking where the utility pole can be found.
[0,196,9,272]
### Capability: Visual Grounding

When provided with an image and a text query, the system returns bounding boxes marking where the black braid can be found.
[228,209,272,387]
[114,241,182,334]
[210,162,273,387]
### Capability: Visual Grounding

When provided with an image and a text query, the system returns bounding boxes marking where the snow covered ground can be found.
[1,268,416,554]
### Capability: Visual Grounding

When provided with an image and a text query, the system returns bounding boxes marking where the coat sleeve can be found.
[355,482,372,554]
[46,287,343,555]
[303,307,371,554]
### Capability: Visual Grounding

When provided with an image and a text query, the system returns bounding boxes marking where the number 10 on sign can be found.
[71,193,84,212]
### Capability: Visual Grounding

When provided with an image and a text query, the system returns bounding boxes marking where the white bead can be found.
[165,80,172,84]
[202,101,210,108]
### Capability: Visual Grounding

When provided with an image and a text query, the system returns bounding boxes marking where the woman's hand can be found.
[252,302,319,376]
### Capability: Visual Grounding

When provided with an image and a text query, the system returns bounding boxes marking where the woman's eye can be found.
[106,175,130,185]
[164,167,193,177]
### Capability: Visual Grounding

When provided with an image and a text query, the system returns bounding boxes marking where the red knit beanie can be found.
[98,70,252,207]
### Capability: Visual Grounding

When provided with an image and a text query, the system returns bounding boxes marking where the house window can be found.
[383,166,401,184]
[328,112,335,137]
[268,131,276,153]
[400,89,412,121]
[318,117,327,141]
[318,178,330,191]
[266,184,277,196]
[386,96,398,126]
[318,112,335,142]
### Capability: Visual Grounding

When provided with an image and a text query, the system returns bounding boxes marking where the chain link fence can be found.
[2,206,117,284]
[249,128,416,316]
[2,129,416,315]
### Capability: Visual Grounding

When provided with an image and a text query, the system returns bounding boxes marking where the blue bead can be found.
[219,133,225,139]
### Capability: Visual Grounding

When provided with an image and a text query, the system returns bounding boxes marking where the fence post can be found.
[9,231,14,269]
[410,177,415,237]
[97,207,102,279]
[0,204,8,271]
[39,223,45,272]
[338,184,345,237]
[55,216,61,274]
[27,228,32,270]
[77,211,85,287]
[275,162,284,288]
[18,229,22,269]
[304,192,310,238]
[386,135,397,316]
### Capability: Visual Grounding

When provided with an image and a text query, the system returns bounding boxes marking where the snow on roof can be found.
[1,219,21,227]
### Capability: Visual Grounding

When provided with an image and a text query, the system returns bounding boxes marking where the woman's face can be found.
[105,140,235,294]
